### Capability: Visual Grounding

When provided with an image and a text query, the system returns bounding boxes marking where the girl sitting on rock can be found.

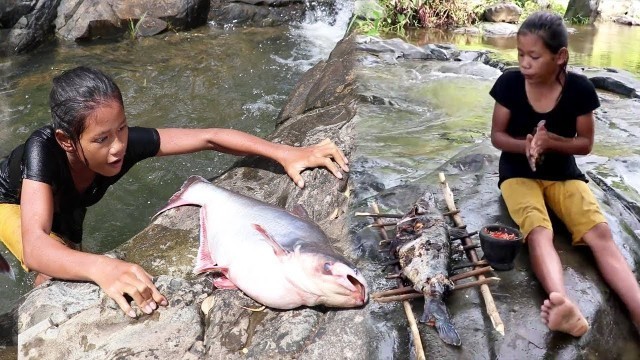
[0,66,349,318]
[489,11,640,336]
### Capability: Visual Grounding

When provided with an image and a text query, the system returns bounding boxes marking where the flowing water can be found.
[0,2,353,315]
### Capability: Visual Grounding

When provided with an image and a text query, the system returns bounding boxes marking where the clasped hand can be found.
[279,138,349,188]
[526,120,550,172]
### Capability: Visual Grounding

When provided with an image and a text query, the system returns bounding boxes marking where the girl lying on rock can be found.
[489,11,640,336]
[0,66,349,318]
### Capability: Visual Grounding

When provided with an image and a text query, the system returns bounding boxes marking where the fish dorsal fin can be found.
[253,224,288,256]
[194,207,218,274]
[291,204,310,219]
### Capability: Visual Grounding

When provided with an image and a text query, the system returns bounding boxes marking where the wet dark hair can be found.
[517,11,569,84]
[49,66,123,144]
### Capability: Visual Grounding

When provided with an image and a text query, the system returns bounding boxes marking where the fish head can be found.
[292,247,368,308]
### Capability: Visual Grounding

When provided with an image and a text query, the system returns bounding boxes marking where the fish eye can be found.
[323,262,332,274]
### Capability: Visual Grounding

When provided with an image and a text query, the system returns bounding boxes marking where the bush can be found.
[350,0,481,35]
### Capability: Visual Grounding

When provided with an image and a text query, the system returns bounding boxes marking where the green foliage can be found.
[518,0,567,20]
[127,12,148,40]
[349,0,481,36]
[567,14,590,25]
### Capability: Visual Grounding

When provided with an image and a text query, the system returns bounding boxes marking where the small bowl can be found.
[479,224,523,271]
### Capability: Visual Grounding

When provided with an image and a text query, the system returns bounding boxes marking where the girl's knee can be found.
[583,223,614,248]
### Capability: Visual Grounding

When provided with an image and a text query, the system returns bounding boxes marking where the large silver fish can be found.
[155,175,368,309]
[393,192,460,346]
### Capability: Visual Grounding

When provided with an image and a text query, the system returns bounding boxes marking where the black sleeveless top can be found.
[489,70,600,186]
[0,125,160,243]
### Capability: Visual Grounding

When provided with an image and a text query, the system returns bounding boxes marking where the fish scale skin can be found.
[395,193,452,296]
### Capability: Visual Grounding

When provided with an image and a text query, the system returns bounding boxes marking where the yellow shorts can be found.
[500,178,607,245]
[0,203,76,271]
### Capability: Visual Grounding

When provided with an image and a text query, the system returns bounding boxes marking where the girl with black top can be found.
[490,12,640,336]
[0,66,349,318]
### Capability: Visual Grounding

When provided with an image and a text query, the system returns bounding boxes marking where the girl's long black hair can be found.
[49,66,123,144]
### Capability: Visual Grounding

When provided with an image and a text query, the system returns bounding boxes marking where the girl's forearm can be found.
[491,131,527,154]
[204,128,290,160]
[544,133,592,155]
[23,235,103,282]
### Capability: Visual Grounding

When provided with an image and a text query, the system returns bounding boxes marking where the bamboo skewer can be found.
[354,212,404,218]
[370,202,426,360]
[372,277,501,302]
[438,172,505,336]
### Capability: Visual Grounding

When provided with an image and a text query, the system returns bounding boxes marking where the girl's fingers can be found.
[321,157,342,179]
[112,293,137,318]
[142,270,168,306]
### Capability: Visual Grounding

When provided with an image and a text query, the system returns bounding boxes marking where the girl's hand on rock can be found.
[280,138,349,188]
[91,256,167,318]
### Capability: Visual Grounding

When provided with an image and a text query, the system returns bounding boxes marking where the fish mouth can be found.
[348,274,368,304]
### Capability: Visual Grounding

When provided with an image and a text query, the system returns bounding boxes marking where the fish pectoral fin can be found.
[252,224,288,256]
[424,298,461,346]
[291,204,310,219]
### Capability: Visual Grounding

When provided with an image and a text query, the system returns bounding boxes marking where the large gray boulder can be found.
[1,0,59,55]
[564,0,601,23]
[484,2,522,23]
[54,0,209,41]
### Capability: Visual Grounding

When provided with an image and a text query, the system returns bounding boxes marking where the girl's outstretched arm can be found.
[156,128,349,188]
[20,179,166,318]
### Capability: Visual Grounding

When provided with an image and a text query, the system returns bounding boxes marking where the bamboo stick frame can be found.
[438,172,505,336]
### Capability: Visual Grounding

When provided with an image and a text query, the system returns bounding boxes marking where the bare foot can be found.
[540,292,589,337]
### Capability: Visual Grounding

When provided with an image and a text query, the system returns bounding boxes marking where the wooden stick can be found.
[372,286,416,299]
[371,202,426,360]
[355,212,404,218]
[367,222,398,228]
[451,260,489,271]
[450,266,493,282]
[374,277,501,303]
[375,293,423,303]
[453,277,500,291]
[438,172,505,336]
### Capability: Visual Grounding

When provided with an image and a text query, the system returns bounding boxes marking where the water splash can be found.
[274,1,354,71]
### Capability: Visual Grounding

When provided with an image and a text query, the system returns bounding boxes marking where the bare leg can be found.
[528,226,589,336]
[583,223,640,327]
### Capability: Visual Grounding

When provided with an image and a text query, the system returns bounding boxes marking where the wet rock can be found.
[573,67,640,98]
[0,0,35,29]
[18,276,209,359]
[208,0,315,27]
[356,36,438,60]
[55,0,209,41]
[482,22,519,37]
[613,15,640,26]
[0,0,58,55]
[483,2,522,24]
[133,16,168,37]
[565,0,599,24]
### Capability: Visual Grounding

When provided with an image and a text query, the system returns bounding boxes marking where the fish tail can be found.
[0,253,15,280]
[152,175,208,219]
[422,298,461,346]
